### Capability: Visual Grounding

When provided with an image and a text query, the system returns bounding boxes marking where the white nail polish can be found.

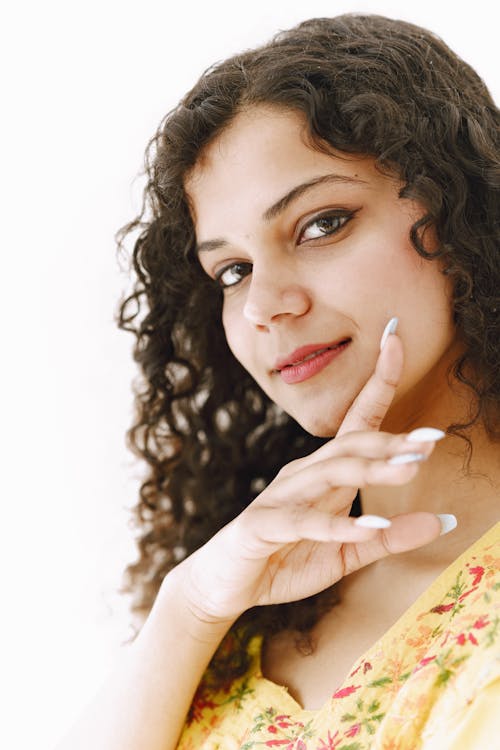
[355,515,392,529]
[407,427,446,442]
[437,514,458,536]
[387,452,426,465]
[379,317,399,351]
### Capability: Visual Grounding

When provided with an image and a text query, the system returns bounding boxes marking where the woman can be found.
[56,13,499,750]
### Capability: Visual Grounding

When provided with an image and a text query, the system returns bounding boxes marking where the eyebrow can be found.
[195,172,367,255]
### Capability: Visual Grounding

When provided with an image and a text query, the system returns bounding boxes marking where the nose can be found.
[242,266,311,328]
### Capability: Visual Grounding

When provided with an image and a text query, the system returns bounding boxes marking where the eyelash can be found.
[213,209,355,290]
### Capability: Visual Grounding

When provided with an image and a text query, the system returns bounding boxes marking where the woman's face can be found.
[186,106,457,436]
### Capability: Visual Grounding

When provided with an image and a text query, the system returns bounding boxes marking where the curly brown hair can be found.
[115,14,499,680]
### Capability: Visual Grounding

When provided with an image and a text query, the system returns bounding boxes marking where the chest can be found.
[259,566,443,711]
[260,604,390,711]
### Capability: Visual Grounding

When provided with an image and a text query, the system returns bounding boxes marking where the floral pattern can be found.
[177,523,500,749]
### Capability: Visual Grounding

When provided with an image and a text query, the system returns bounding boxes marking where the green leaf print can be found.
[485,616,500,647]
[340,713,357,722]
[450,571,466,599]
[222,679,255,709]
[434,650,469,686]
[430,624,444,639]
[300,719,315,739]
[367,676,392,688]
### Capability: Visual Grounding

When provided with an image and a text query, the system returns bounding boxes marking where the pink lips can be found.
[273,339,351,384]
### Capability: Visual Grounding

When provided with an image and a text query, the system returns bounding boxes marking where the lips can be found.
[273,338,351,372]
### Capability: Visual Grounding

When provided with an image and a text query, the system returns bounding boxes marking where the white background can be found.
[1,1,498,748]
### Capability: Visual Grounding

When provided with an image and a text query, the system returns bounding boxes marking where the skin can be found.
[185,105,500,708]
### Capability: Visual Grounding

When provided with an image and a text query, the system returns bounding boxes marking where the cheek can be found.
[316,232,418,314]
[222,304,252,368]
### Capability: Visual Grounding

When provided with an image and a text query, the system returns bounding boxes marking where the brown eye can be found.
[215,262,252,289]
[299,211,353,242]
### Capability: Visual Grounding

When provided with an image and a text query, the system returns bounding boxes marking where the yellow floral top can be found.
[177,522,500,750]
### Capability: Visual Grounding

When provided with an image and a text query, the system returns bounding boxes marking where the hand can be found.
[176,330,445,624]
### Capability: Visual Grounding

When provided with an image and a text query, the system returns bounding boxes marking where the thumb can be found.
[336,319,403,438]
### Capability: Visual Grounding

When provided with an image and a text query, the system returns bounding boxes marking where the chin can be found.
[274,389,354,438]
[291,410,342,438]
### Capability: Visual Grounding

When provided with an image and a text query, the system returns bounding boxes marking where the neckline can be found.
[254,520,500,714]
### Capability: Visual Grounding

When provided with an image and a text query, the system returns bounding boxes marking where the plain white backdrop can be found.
[1,1,498,748]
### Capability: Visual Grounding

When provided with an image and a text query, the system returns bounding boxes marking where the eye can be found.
[214,261,252,290]
[298,210,354,242]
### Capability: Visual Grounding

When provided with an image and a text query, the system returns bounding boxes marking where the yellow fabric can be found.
[177,522,500,749]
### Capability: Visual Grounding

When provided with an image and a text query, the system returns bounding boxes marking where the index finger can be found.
[336,326,403,438]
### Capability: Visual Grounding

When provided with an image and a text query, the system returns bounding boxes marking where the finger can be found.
[262,452,424,508]
[342,512,445,574]
[232,504,392,558]
[279,429,437,476]
[336,329,403,438]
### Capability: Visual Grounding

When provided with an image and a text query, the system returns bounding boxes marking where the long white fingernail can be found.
[355,515,392,529]
[379,317,399,351]
[407,427,446,442]
[437,514,458,536]
[387,452,426,465]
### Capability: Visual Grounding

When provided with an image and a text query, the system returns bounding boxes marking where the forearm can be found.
[54,567,236,750]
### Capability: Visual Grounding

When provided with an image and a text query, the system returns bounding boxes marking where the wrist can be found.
[158,562,240,645]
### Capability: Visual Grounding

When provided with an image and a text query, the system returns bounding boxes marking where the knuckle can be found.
[363,457,387,484]
[278,457,301,477]
[362,461,377,487]
[289,503,307,526]
[234,504,262,532]
[360,456,374,472]
[352,406,384,431]
[381,372,400,389]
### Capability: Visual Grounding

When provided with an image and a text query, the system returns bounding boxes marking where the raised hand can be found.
[175,321,448,625]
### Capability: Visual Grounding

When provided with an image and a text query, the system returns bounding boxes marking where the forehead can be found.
[185,107,367,205]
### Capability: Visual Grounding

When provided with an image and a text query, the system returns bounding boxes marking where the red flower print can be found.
[473,615,489,629]
[418,656,436,668]
[268,725,278,734]
[277,721,292,729]
[363,661,373,673]
[439,632,452,648]
[316,729,342,749]
[332,684,361,699]
[459,586,479,602]
[469,566,485,585]
[431,602,455,614]
[345,723,361,738]
[265,740,291,747]
[457,629,480,647]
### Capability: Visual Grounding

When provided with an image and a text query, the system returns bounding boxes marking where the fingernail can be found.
[355,515,392,529]
[406,427,446,443]
[387,452,426,465]
[379,317,399,351]
[437,513,458,536]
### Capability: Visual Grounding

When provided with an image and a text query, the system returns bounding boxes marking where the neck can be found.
[361,347,500,569]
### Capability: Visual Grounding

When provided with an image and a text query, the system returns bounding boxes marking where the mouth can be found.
[272,338,352,372]
[272,338,352,385]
